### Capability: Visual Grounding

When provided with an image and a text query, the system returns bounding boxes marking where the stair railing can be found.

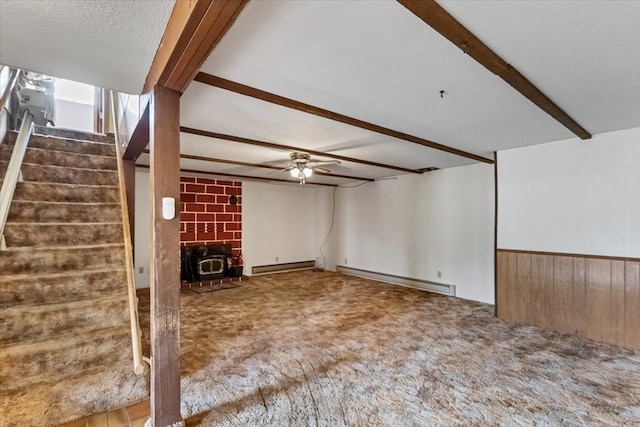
[0,110,34,251]
[109,90,147,375]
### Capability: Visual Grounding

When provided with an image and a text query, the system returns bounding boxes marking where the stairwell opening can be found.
[53,78,94,132]
[8,69,139,136]
[1,69,148,425]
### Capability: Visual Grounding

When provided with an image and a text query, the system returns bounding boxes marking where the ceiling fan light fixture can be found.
[281,152,337,184]
[290,166,312,182]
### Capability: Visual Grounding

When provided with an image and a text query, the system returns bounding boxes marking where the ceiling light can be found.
[290,165,313,184]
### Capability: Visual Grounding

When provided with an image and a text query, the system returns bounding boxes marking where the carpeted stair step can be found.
[0,161,118,185]
[0,243,125,275]
[34,125,113,143]
[0,357,147,427]
[0,126,145,426]
[0,294,130,346]
[0,268,128,308]
[7,201,121,223]
[3,222,124,247]
[0,144,117,170]
[4,131,116,156]
[0,325,133,391]
[12,182,119,203]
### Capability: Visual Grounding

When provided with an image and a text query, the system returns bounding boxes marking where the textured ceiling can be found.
[177,0,640,185]
[1,0,639,186]
[197,0,571,156]
[0,0,175,94]
[438,0,640,136]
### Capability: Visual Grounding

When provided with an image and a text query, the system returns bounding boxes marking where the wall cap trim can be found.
[497,248,640,263]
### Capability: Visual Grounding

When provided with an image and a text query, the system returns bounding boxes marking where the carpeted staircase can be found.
[0,126,147,426]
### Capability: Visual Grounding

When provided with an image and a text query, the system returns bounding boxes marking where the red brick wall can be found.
[179,177,242,255]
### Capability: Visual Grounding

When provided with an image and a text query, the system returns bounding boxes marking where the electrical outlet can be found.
[437,271,442,278]
[138,267,144,274]
[345,258,348,265]
[275,257,279,262]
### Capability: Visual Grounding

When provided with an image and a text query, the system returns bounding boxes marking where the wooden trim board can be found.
[194,73,494,164]
[180,126,423,175]
[398,0,591,140]
[149,85,182,426]
[123,102,150,161]
[496,248,640,350]
[497,248,640,263]
[136,164,338,187]
[142,149,375,182]
[144,0,249,93]
[398,0,591,139]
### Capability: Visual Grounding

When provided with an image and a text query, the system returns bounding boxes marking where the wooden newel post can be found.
[149,85,182,426]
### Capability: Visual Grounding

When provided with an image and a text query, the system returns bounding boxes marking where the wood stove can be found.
[197,255,227,279]
[181,244,232,282]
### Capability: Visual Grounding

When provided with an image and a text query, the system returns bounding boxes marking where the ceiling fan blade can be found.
[308,160,340,167]
[266,165,295,175]
[313,167,332,174]
[263,160,293,167]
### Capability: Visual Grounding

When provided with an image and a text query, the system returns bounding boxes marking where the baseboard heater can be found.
[336,265,456,297]
[252,260,316,275]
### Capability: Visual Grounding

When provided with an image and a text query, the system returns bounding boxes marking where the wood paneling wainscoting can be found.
[497,249,640,350]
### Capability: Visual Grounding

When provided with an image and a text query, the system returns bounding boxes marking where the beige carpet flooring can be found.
[138,271,640,426]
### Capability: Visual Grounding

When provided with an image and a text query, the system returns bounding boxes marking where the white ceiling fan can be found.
[276,152,341,184]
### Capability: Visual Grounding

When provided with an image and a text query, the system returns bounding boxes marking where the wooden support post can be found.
[149,85,182,426]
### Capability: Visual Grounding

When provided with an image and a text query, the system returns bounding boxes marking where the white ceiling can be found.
[0,0,175,94]
[440,0,640,136]
[178,0,640,185]
[1,0,639,186]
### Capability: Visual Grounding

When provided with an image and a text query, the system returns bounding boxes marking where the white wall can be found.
[241,181,335,274]
[134,166,495,303]
[134,169,151,288]
[335,163,495,304]
[133,175,336,287]
[315,186,338,272]
[54,99,93,132]
[498,126,640,258]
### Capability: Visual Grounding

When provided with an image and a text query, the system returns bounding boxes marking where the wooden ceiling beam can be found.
[136,164,338,187]
[181,126,425,174]
[144,0,249,94]
[123,102,150,161]
[194,72,494,164]
[398,0,591,140]
[142,149,375,182]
